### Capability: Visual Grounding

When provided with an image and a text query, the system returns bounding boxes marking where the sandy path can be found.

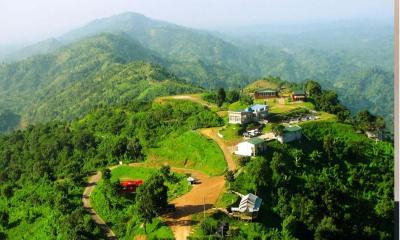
[82,171,117,239]
[164,168,224,240]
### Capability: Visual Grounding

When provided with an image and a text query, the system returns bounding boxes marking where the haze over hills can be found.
[0,33,200,125]
[0,12,394,130]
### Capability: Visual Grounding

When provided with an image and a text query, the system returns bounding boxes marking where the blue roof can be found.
[250,104,268,111]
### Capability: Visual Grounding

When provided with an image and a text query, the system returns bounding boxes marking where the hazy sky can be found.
[0,0,393,45]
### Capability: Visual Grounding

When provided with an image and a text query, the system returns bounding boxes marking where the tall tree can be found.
[305,80,322,97]
[217,88,226,107]
[135,174,168,233]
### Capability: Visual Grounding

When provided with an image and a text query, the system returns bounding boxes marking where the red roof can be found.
[120,180,143,187]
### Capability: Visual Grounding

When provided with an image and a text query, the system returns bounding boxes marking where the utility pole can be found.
[203,195,206,221]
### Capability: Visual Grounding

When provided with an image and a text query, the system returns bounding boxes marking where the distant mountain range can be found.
[0,12,394,129]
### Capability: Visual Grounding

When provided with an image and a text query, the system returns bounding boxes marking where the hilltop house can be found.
[228,104,269,124]
[276,125,302,143]
[254,89,278,99]
[291,90,306,101]
[231,193,262,220]
[235,138,266,156]
[228,110,254,125]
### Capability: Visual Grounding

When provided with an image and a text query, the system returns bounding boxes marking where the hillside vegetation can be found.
[195,122,393,239]
[0,100,223,239]
[1,13,393,129]
[0,33,200,125]
[148,131,226,176]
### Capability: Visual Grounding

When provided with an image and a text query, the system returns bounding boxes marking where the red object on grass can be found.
[120,180,144,192]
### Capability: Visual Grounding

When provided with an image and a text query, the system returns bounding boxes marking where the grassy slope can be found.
[147,130,226,176]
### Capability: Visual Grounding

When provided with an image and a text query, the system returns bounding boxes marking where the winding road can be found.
[82,171,117,239]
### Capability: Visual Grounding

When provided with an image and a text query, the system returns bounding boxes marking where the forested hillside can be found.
[0,33,200,125]
[0,100,223,239]
[1,12,393,130]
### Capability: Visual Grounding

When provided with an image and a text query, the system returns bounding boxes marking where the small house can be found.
[235,138,266,156]
[254,89,278,99]
[291,90,306,101]
[277,125,302,143]
[231,193,262,220]
[228,110,254,124]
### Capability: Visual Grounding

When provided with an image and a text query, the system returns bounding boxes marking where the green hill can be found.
[0,13,394,130]
[0,33,200,124]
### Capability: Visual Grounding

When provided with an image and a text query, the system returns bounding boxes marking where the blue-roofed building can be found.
[250,104,268,120]
[228,104,269,124]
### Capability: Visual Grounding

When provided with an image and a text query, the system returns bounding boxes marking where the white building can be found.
[276,125,302,143]
[231,193,262,220]
[235,138,266,156]
[228,110,254,124]
[228,104,268,125]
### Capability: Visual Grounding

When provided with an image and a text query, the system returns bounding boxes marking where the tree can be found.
[135,174,168,233]
[314,217,341,240]
[238,156,251,167]
[240,94,253,105]
[102,169,111,182]
[160,165,171,181]
[305,80,322,97]
[226,90,240,103]
[126,137,143,160]
[224,170,235,188]
[315,91,339,113]
[355,110,377,131]
[112,137,128,159]
[272,124,285,137]
[217,88,226,107]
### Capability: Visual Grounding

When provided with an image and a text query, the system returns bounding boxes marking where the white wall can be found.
[235,142,254,156]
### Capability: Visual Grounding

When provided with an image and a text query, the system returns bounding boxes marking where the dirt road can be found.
[164,168,225,240]
[82,171,117,239]
[199,128,236,171]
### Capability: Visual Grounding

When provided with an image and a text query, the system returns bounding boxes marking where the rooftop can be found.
[293,90,305,95]
[231,193,262,213]
[250,104,268,111]
[246,137,265,145]
[255,88,277,93]
[284,125,302,132]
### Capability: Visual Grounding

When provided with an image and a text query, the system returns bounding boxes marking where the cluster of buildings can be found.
[254,88,306,102]
[234,124,302,157]
[227,88,306,157]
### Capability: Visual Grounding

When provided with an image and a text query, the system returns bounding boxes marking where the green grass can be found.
[228,101,248,111]
[111,166,191,200]
[219,124,243,143]
[262,123,273,133]
[215,192,239,208]
[91,166,190,239]
[254,98,315,114]
[148,130,226,176]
